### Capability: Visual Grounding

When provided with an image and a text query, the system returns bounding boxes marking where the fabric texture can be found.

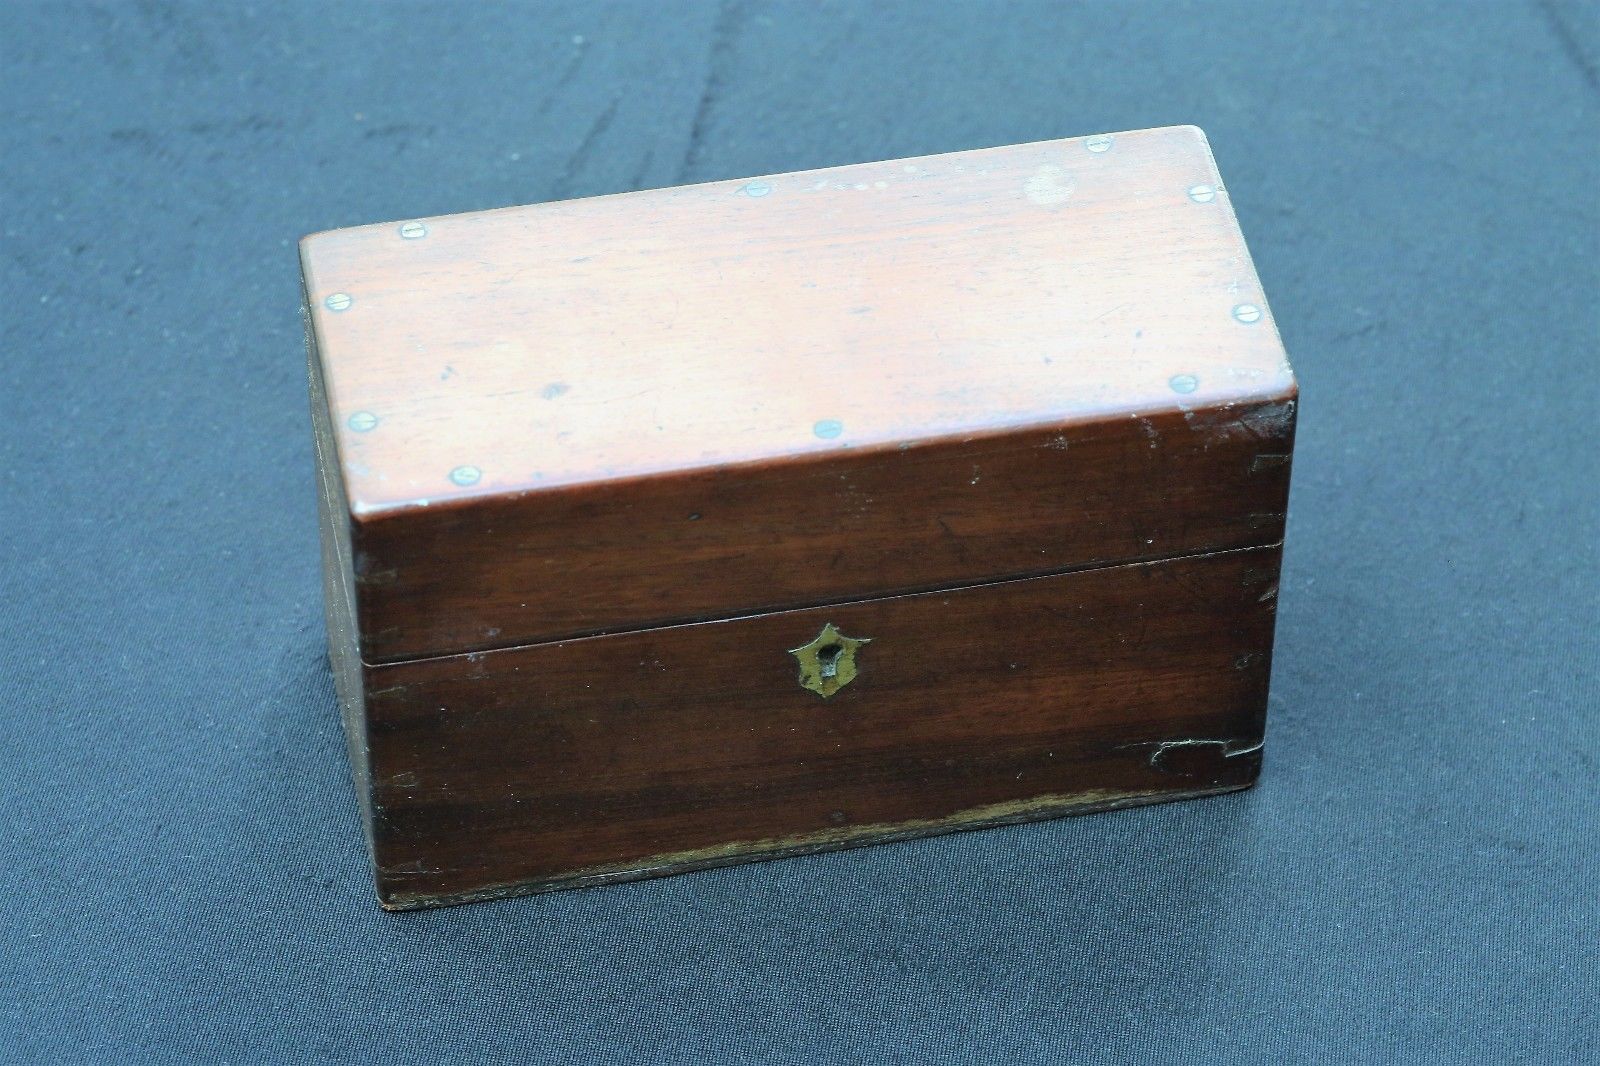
[2,2,1596,1062]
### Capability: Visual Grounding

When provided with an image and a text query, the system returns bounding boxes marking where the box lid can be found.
[303,125,1296,664]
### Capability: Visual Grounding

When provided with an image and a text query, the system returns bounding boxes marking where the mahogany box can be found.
[302,125,1297,910]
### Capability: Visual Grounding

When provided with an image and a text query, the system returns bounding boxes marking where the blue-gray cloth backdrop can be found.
[3,1,1596,1063]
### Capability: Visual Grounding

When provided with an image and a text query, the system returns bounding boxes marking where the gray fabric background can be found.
[3,1,1596,1063]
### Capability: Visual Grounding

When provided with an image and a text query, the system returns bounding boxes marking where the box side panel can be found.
[352,392,1295,662]
[361,543,1282,910]
[308,319,376,858]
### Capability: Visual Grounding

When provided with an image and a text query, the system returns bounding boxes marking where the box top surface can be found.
[303,125,1291,516]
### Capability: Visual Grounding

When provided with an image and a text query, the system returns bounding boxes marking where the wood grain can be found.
[355,544,1281,909]
[348,396,1294,662]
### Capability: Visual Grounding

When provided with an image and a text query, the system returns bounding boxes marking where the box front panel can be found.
[362,544,1281,908]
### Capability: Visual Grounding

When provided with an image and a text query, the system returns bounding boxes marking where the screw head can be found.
[742,180,772,198]
[347,411,379,432]
[1233,303,1263,324]
[1169,373,1199,394]
[1187,184,1217,203]
[813,419,844,440]
[324,293,352,312]
[449,465,482,487]
[1085,134,1114,153]
[398,221,428,239]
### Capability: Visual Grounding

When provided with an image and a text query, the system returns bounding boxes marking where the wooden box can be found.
[302,125,1296,910]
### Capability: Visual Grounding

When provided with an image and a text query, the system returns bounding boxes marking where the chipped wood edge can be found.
[376,779,1256,911]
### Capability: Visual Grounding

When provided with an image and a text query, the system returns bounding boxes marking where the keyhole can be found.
[816,643,843,679]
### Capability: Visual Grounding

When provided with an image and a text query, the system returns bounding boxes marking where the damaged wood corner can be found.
[1121,736,1266,778]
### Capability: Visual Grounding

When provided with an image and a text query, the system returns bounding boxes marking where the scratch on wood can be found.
[1232,401,1296,444]
[934,515,969,564]
[380,859,447,878]
[1124,736,1264,773]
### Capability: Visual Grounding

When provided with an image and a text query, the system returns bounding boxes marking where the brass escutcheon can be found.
[789,623,871,699]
